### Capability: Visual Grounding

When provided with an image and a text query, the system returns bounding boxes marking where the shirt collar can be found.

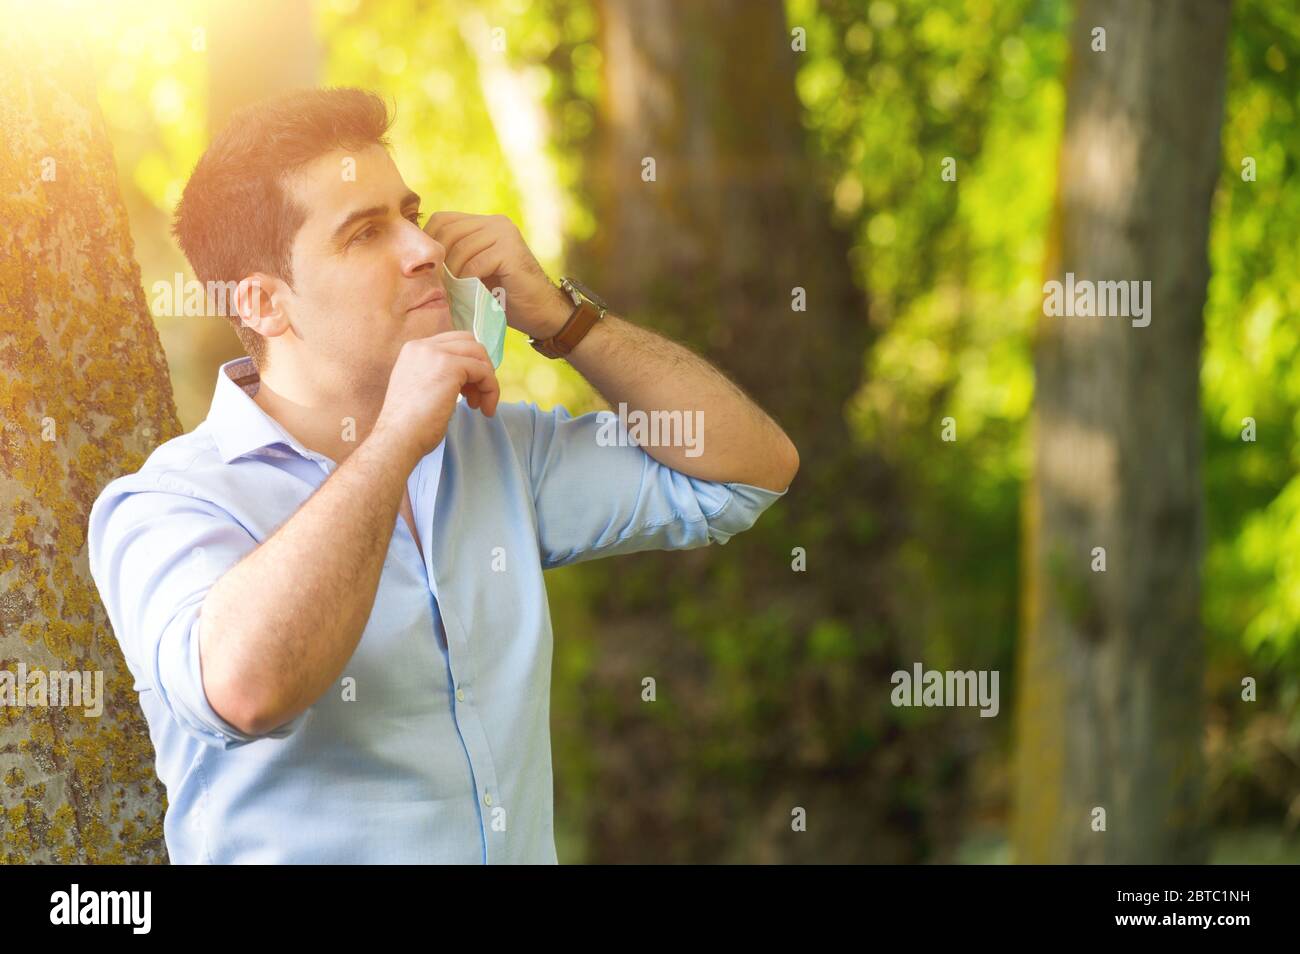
[206,356,445,562]
[207,356,333,466]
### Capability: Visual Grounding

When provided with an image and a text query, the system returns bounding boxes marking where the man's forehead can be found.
[287,145,410,223]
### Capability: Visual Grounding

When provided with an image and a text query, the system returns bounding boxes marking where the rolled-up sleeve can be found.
[519,403,788,569]
[87,481,307,749]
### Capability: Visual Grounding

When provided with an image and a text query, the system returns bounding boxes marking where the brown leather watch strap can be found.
[530,297,605,359]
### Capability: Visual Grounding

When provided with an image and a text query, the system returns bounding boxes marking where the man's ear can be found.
[235,274,296,340]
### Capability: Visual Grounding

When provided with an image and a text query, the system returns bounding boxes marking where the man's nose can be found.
[403,225,446,277]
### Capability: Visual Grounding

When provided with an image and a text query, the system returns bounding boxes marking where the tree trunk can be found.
[0,23,173,862]
[1015,0,1230,863]
[567,0,913,862]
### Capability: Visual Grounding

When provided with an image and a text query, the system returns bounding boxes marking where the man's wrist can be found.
[561,309,618,364]
[366,417,423,475]
[529,279,615,359]
[534,283,574,339]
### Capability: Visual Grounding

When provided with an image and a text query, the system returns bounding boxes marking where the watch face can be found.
[566,277,609,312]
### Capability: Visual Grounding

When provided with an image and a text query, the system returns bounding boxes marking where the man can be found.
[87,87,798,864]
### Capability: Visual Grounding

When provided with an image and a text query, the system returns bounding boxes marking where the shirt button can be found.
[483,792,492,807]
[456,688,465,702]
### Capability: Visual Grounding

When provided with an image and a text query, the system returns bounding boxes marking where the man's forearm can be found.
[198,423,417,735]
[563,313,799,492]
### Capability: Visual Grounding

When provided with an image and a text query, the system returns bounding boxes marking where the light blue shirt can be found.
[87,356,786,863]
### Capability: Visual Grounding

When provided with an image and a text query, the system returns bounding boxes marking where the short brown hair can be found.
[172,87,394,372]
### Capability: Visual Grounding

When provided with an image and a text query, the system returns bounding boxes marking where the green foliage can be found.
[794,0,1300,695]
[1204,1,1300,667]
[88,1,208,215]
[792,0,1063,682]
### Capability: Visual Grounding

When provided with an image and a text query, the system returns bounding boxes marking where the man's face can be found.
[274,143,450,381]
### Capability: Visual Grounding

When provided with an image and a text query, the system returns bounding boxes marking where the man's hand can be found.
[427,214,798,492]
[425,212,571,340]
[375,331,501,467]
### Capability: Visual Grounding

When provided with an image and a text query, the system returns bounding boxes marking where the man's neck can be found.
[251,371,385,467]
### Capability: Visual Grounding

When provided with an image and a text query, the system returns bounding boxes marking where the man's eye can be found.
[406,211,424,226]
[351,224,379,245]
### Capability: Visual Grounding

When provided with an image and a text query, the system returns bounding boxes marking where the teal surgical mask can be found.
[442,263,507,369]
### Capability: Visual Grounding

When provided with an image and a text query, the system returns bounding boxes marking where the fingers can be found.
[441,350,500,418]
[460,382,498,416]
[424,210,472,236]
[424,332,492,364]
[460,375,499,418]
[403,333,497,414]
[427,215,484,253]
[426,330,477,343]
[424,213,506,280]
[466,354,500,417]
[458,247,501,281]
[445,232,498,277]
[418,333,493,375]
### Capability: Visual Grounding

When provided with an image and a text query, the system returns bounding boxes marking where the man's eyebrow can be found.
[329,192,422,245]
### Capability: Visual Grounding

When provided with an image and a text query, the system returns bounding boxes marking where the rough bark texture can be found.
[1015,0,1231,863]
[567,0,918,862]
[0,24,174,862]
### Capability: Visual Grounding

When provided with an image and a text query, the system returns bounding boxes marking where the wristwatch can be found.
[529,277,609,359]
